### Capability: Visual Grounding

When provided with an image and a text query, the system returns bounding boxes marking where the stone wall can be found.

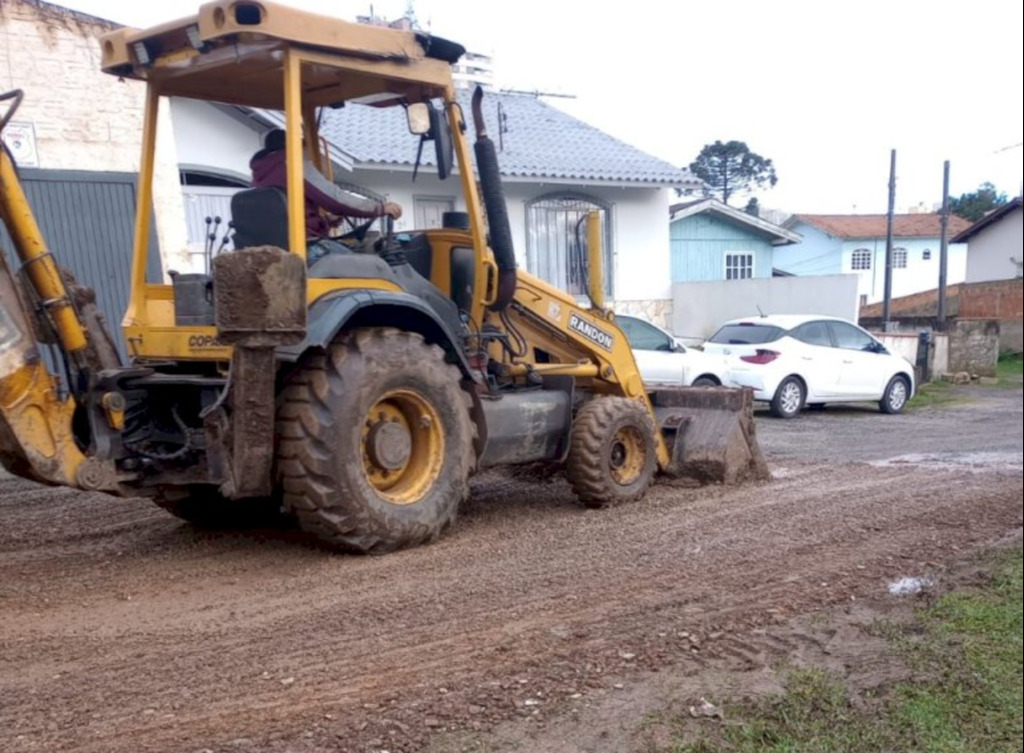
[999,321,1023,354]
[947,320,1001,376]
[613,299,673,330]
[0,0,189,272]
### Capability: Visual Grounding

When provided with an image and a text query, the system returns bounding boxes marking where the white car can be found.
[616,315,729,387]
[702,314,916,418]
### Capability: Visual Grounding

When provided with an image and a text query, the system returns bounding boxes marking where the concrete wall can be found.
[670,274,860,341]
[965,205,1023,283]
[0,0,189,273]
[872,332,949,382]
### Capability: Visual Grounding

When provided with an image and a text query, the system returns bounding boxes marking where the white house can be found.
[171,92,703,326]
[776,213,973,306]
[950,197,1024,283]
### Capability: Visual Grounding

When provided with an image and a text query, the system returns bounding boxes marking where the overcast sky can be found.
[58,0,1024,214]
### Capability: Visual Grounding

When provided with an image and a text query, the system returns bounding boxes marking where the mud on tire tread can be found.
[566,397,657,509]
[274,328,474,553]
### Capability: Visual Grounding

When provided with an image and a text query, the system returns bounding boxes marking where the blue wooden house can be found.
[669,198,800,282]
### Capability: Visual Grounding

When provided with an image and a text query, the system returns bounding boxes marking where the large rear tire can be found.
[566,397,657,509]
[275,328,474,553]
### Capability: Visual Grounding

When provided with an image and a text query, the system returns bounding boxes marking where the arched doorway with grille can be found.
[525,193,613,298]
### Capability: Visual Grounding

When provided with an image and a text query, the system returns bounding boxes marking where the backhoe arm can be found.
[0,90,92,487]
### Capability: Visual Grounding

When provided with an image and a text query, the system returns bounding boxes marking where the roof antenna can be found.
[756,304,766,318]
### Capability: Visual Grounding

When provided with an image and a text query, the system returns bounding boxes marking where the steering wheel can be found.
[1,89,25,132]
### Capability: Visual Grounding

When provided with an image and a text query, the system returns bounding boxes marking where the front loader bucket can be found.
[651,387,770,485]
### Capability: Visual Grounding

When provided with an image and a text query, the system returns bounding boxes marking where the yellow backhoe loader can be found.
[0,2,768,552]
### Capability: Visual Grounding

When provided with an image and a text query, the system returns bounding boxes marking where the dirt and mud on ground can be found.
[1,384,1021,753]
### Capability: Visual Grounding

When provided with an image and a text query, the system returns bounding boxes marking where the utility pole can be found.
[882,149,896,329]
[937,160,951,326]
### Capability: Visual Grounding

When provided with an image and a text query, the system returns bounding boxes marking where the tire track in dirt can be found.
[2,454,1020,753]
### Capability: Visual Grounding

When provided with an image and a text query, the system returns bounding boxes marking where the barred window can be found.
[851,248,872,271]
[893,247,908,269]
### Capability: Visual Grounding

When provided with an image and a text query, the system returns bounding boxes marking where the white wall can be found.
[964,206,1023,283]
[670,274,860,341]
[340,170,673,304]
[171,98,263,182]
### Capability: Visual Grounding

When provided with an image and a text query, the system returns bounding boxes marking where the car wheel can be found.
[770,376,805,419]
[691,376,719,387]
[879,375,910,414]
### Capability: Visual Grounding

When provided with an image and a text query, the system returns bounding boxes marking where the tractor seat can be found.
[231,187,289,250]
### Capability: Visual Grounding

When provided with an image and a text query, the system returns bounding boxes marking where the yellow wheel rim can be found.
[361,389,444,505]
[609,426,646,486]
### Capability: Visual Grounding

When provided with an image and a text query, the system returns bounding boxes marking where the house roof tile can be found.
[790,213,972,239]
[311,91,702,186]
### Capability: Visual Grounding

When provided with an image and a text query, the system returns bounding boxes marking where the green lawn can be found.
[907,379,961,410]
[645,547,1024,753]
[998,352,1023,378]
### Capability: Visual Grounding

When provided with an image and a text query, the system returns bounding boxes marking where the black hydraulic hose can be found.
[471,86,516,311]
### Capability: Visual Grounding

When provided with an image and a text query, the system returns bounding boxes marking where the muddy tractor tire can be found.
[566,397,657,509]
[275,328,474,553]
[152,486,285,529]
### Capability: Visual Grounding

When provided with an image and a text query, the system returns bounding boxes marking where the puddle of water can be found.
[871,451,1023,473]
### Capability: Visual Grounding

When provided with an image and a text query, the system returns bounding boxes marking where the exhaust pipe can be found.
[471,86,516,311]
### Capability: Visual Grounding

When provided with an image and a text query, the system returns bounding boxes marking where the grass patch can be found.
[906,379,962,410]
[997,352,1022,379]
[646,547,1023,753]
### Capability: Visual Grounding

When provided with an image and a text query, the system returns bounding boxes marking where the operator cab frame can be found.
[99,0,494,361]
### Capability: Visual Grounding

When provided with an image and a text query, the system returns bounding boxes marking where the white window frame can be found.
[922,248,932,261]
[724,252,755,280]
[851,248,872,271]
[892,247,908,269]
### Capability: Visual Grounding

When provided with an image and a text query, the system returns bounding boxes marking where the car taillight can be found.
[740,349,779,365]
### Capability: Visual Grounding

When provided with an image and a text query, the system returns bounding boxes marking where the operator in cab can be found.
[249,128,402,260]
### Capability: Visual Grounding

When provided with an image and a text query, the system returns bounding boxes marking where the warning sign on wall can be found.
[1,121,39,168]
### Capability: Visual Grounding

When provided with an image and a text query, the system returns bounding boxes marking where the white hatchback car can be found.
[616,315,729,387]
[702,315,915,418]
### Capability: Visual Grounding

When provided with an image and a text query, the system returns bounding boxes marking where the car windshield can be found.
[708,324,786,345]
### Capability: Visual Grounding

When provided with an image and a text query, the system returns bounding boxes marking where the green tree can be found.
[948,182,1009,222]
[688,140,778,205]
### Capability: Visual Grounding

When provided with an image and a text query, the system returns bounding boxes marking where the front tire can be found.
[770,376,805,419]
[879,375,910,414]
[691,376,719,387]
[275,328,474,553]
[566,397,657,509]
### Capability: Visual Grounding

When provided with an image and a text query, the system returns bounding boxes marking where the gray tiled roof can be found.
[312,91,699,187]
